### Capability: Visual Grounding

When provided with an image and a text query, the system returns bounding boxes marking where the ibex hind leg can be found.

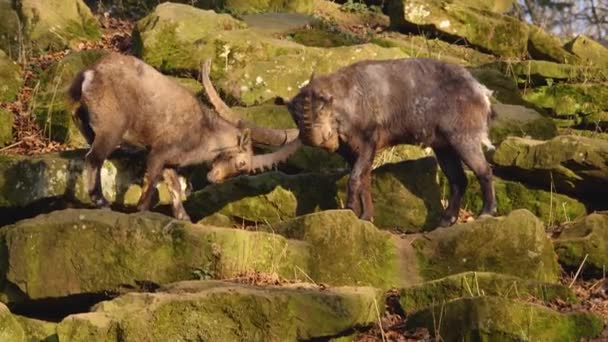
[85,130,123,208]
[162,168,191,221]
[434,146,468,227]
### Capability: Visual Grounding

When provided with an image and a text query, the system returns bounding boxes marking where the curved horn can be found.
[249,139,302,173]
[200,60,300,147]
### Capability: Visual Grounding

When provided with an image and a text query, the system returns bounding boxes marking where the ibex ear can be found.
[239,128,251,149]
[274,97,287,106]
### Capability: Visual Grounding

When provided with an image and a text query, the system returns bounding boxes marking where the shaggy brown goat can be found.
[285,58,497,227]
[68,53,300,221]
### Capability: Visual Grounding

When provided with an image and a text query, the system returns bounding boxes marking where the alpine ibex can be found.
[68,52,300,221]
[284,58,497,227]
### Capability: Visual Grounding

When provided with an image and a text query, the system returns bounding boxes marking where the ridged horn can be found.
[200,59,300,146]
[249,139,302,173]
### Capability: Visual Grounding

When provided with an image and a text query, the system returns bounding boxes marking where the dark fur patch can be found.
[68,70,86,102]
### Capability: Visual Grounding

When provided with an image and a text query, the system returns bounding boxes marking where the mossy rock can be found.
[565,35,608,70]
[386,0,529,58]
[553,212,608,278]
[440,172,586,227]
[134,3,406,106]
[491,136,608,197]
[0,209,314,303]
[527,25,577,63]
[187,158,442,233]
[210,0,315,15]
[497,60,607,85]
[405,296,605,341]
[372,32,494,67]
[0,2,20,59]
[469,67,527,106]
[57,281,378,341]
[452,0,515,13]
[0,49,22,102]
[489,103,557,144]
[0,108,13,147]
[0,303,25,342]
[399,271,577,313]
[408,209,560,283]
[263,210,412,288]
[32,49,107,147]
[19,0,101,52]
[14,315,58,342]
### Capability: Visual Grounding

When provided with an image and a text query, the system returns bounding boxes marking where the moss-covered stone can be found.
[498,60,607,84]
[57,281,378,341]
[565,35,608,69]
[32,49,107,146]
[409,210,560,283]
[187,158,442,232]
[489,103,557,144]
[405,296,604,341]
[0,49,22,102]
[553,212,608,278]
[527,25,577,63]
[491,136,608,197]
[523,83,608,119]
[14,315,58,342]
[442,172,586,227]
[0,2,20,59]
[0,108,13,147]
[0,303,24,342]
[399,271,577,313]
[134,3,406,105]
[19,0,101,52]
[200,0,315,15]
[469,67,528,106]
[0,209,313,303]
[265,210,411,288]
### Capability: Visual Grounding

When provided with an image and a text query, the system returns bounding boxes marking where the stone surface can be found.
[0,108,13,147]
[19,0,101,51]
[57,281,378,341]
[0,303,24,342]
[399,271,577,313]
[523,83,608,119]
[0,1,20,59]
[405,296,604,341]
[501,60,607,84]
[0,49,22,102]
[553,212,608,278]
[489,103,557,144]
[408,210,560,283]
[565,35,608,69]
[491,135,608,197]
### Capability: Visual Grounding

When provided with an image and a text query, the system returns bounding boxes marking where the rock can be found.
[0,303,25,341]
[19,0,101,51]
[565,35,608,69]
[469,67,527,106]
[499,60,607,84]
[14,315,58,342]
[386,0,571,62]
[32,49,107,146]
[187,157,442,232]
[134,3,406,106]
[405,296,604,341]
[265,210,411,287]
[491,136,608,197]
[0,49,22,102]
[489,103,557,144]
[57,281,378,341]
[399,271,577,313]
[553,212,608,278]
[444,172,587,226]
[0,108,13,147]
[452,0,515,13]
[0,2,19,59]
[407,210,560,283]
[205,0,315,15]
[0,209,312,303]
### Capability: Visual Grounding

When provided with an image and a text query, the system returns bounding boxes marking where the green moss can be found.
[0,303,25,342]
[14,315,58,342]
[286,27,362,48]
[0,3,20,58]
[522,83,608,118]
[489,103,557,144]
[0,108,13,147]
[405,296,604,341]
[411,210,560,283]
[565,35,608,69]
[527,25,576,63]
[0,50,22,102]
[399,272,577,313]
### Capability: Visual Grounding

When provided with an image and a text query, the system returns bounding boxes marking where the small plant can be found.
[340,0,370,13]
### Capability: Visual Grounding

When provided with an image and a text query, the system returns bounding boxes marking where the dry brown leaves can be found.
[0,15,134,156]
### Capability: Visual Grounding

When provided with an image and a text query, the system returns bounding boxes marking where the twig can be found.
[569,253,589,288]
[373,297,387,342]
[0,140,23,152]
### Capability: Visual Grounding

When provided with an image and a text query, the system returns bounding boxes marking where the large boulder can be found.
[496,60,607,85]
[565,35,608,69]
[0,303,24,341]
[32,49,107,146]
[57,281,378,341]
[0,49,21,102]
[406,209,560,283]
[489,103,557,144]
[0,209,312,303]
[553,212,608,278]
[0,1,19,59]
[405,296,604,341]
[491,136,608,197]
[19,0,101,52]
[445,173,587,226]
[134,3,406,106]
[0,108,13,147]
[187,157,443,232]
[398,271,577,313]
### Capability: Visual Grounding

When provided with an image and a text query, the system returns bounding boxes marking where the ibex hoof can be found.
[478,213,494,220]
[438,215,457,228]
[92,197,110,209]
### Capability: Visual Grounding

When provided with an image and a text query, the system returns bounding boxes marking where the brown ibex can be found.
[68,52,300,221]
[284,58,497,227]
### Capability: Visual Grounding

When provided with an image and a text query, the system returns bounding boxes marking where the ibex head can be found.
[207,129,252,183]
[287,74,339,152]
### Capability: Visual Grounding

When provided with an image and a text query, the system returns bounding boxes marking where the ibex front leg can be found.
[162,168,191,221]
